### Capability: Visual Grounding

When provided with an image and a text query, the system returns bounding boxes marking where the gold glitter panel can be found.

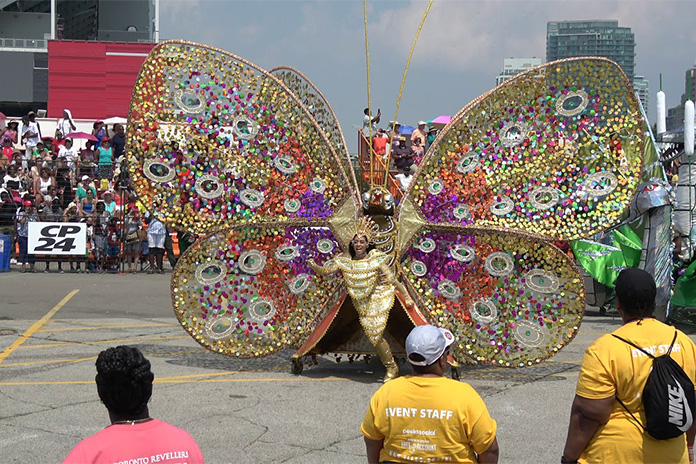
[127,41,356,234]
[405,58,644,241]
[172,224,346,358]
[400,226,584,367]
[136,42,618,369]
[270,66,359,194]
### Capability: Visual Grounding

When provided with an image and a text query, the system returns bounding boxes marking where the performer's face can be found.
[352,235,368,257]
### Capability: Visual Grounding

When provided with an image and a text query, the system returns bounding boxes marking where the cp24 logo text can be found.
[28,223,87,255]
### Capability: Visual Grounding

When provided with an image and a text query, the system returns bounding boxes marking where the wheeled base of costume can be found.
[289,288,461,380]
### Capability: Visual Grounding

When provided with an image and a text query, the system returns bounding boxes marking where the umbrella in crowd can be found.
[399,125,415,135]
[427,115,451,129]
[65,131,98,142]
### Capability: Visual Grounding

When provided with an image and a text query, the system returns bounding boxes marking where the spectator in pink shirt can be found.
[63,346,204,464]
[2,120,19,145]
[1,138,13,168]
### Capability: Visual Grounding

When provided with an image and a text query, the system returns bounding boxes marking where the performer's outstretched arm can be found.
[378,262,395,282]
[378,263,411,300]
[307,258,339,276]
[393,278,413,301]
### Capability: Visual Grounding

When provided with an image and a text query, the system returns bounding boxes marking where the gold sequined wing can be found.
[127,41,358,235]
[398,226,584,367]
[401,58,644,241]
[269,66,359,197]
[172,225,347,357]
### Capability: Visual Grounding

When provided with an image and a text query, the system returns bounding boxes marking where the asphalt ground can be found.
[0,271,677,463]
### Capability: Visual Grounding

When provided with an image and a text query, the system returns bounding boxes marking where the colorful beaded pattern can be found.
[406,58,643,241]
[172,225,345,357]
[400,227,584,367]
[127,42,354,234]
[129,45,640,368]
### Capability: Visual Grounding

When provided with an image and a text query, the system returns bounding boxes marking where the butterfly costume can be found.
[127,41,645,376]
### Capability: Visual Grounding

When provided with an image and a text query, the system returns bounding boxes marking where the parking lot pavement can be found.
[0,273,662,463]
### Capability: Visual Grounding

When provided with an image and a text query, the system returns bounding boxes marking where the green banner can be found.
[571,225,642,288]
[673,260,696,308]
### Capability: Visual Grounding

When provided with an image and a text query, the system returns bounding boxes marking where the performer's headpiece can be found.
[353,216,379,244]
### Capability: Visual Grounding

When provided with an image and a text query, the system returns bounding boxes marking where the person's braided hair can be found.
[95,346,154,417]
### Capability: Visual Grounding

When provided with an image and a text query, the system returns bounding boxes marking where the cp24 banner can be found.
[28,222,87,255]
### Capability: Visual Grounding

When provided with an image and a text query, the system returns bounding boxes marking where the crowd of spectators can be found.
[361,109,440,191]
[0,110,191,274]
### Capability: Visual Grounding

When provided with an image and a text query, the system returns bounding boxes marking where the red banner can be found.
[48,40,155,119]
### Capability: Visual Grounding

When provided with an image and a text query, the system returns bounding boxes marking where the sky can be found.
[160,0,696,148]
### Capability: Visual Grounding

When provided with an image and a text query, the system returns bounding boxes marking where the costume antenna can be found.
[383,0,434,187]
[363,0,376,188]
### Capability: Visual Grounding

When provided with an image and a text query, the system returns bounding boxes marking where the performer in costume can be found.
[127,39,646,375]
[309,216,400,381]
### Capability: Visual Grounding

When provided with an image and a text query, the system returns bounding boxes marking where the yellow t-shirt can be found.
[576,318,696,464]
[361,376,496,463]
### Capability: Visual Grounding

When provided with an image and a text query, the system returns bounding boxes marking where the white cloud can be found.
[159,0,202,30]
[158,0,696,129]
[368,1,545,71]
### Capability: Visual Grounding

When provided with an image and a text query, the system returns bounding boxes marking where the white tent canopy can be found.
[103,116,127,125]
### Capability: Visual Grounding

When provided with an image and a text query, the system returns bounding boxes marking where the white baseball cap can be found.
[418,120,426,126]
[406,325,455,366]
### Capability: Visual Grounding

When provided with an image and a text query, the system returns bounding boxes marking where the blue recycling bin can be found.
[0,234,11,272]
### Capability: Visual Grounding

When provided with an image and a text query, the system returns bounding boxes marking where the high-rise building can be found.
[0,0,158,115]
[546,20,635,80]
[632,75,649,113]
[666,105,680,131]
[495,58,542,86]
[546,20,649,113]
[666,64,696,131]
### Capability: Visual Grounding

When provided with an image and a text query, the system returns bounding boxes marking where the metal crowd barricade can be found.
[357,130,404,200]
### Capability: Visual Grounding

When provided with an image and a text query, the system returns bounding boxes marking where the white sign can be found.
[28,222,87,255]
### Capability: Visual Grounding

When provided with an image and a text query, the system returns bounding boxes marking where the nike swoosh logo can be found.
[673,376,694,432]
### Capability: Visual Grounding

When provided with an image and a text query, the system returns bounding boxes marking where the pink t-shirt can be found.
[63,419,204,464]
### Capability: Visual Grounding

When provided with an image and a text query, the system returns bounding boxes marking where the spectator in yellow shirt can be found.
[361,325,499,463]
[563,268,696,464]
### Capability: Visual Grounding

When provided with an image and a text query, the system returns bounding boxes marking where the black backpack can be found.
[612,331,696,440]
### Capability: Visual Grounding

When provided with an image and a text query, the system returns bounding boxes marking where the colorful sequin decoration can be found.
[130,43,644,369]
[127,42,356,235]
[270,66,358,190]
[172,225,345,357]
[407,58,643,241]
[401,227,584,367]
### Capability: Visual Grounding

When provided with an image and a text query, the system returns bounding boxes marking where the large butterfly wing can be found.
[172,224,347,357]
[399,226,584,366]
[127,41,358,235]
[270,66,359,197]
[394,58,638,366]
[402,58,644,241]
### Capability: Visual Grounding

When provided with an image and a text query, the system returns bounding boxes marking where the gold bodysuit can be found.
[310,248,399,380]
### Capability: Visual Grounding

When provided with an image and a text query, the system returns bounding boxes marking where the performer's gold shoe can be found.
[374,338,399,382]
[383,361,399,382]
